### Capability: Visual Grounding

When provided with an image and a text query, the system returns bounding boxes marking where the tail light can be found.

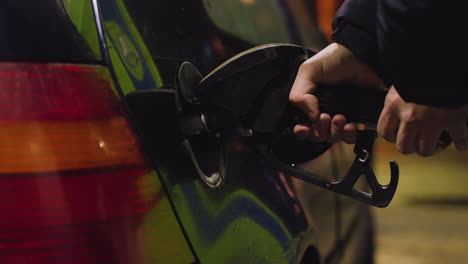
[0,63,194,263]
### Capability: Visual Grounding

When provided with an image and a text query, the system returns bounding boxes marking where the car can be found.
[0,0,374,263]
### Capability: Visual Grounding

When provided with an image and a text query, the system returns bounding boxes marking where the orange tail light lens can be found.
[0,63,193,263]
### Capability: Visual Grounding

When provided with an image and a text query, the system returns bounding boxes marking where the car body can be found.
[0,0,373,263]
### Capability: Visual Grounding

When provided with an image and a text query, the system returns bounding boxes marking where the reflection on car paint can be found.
[202,0,291,44]
[135,171,196,264]
[159,139,312,263]
[105,21,144,81]
[99,0,163,95]
[166,178,295,263]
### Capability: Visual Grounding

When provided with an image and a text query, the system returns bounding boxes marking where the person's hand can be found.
[378,87,468,157]
[289,43,382,143]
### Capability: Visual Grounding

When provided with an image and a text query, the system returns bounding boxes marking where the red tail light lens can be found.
[0,63,194,264]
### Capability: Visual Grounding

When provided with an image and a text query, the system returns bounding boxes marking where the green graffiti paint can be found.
[170,180,293,264]
[104,22,139,95]
[62,0,102,59]
[137,170,196,264]
[105,21,144,81]
[201,217,288,264]
[102,0,163,95]
[114,0,162,87]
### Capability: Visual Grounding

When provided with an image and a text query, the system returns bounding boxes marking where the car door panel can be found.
[97,0,362,263]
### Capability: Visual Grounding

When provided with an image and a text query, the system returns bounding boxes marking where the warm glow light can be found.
[240,0,255,5]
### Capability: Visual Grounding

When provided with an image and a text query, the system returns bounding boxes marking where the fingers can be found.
[395,122,418,155]
[289,43,367,144]
[382,121,466,157]
[289,93,320,121]
[293,114,358,144]
[377,112,399,143]
[311,114,331,141]
[377,86,467,156]
[447,124,468,151]
[293,124,311,141]
[379,116,440,156]
[327,115,346,143]
[289,61,321,121]
[342,123,357,144]
[328,115,357,143]
[377,87,400,143]
[293,113,331,142]
[447,105,468,151]
[417,127,444,157]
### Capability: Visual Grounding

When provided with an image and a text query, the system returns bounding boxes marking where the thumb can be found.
[289,63,321,121]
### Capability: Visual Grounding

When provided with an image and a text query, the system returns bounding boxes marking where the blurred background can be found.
[314,0,468,263]
[374,140,468,264]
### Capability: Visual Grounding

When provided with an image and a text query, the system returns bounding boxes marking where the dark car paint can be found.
[0,0,101,62]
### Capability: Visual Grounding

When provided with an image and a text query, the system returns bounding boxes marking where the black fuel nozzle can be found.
[122,44,401,207]
[187,44,399,207]
[273,84,399,208]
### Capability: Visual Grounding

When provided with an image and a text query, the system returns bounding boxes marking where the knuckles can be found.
[288,92,303,105]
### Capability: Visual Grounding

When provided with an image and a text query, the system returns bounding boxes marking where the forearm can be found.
[331,0,381,77]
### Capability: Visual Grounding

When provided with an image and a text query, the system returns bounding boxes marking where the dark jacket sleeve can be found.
[332,0,468,108]
[332,0,380,74]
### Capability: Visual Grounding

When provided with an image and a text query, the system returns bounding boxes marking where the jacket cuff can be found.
[332,22,380,77]
[395,78,468,109]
